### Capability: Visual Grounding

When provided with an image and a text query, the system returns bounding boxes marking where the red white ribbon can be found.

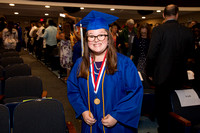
[90,54,107,94]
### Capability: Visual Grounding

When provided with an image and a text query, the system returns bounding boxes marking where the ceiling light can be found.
[110,8,115,11]
[45,5,50,8]
[59,13,65,18]
[80,7,84,10]
[14,12,19,15]
[142,16,146,19]
[9,3,15,6]
[156,10,161,12]
[45,13,49,16]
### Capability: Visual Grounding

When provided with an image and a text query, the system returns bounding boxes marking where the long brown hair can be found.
[137,23,151,39]
[78,29,117,79]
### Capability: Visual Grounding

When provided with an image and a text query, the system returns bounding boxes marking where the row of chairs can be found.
[0,50,22,68]
[140,70,200,133]
[0,75,47,104]
[0,57,23,68]
[0,49,76,133]
[0,50,19,59]
[0,63,31,94]
[0,63,31,80]
[0,49,31,94]
[0,98,74,133]
[169,89,200,133]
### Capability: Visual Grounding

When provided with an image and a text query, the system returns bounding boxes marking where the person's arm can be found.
[130,37,137,60]
[29,28,33,37]
[67,59,89,119]
[187,29,195,63]
[146,27,161,78]
[107,57,143,129]
[56,26,61,40]
[42,29,47,39]
[73,25,81,40]
[64,13,76,22]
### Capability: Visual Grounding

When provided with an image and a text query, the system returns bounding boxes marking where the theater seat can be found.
[0,104,10,133]
[1,76,47,104]
[4,63,31,80]
[0,57,23,67]
[13,99,68,133]
[169,89,200,133]
[1,51,19,58]
[139,71,156,121]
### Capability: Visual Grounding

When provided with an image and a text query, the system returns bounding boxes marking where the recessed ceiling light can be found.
[59,13,65,18]
[110,8,115,11]
[80,7,84,10]
[9,3,15,6]
[45,5,50,8]
[14,12,19,15]
[156,10,161,12]
[45,13,49,16]
[142,16,146,19]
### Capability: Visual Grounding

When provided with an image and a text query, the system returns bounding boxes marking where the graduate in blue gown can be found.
[67,10,143,133]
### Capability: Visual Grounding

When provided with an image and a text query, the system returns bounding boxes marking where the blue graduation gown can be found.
[67,53,143,133]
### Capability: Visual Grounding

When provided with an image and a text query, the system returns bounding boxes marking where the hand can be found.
[57,26,60,31]
[149,77,153,81]
[101,114,117,127]
[125,42,129,48]
[82,111,96,126]
[130,55,133,60]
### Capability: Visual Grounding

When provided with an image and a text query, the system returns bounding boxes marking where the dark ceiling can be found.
[36,0,200,7]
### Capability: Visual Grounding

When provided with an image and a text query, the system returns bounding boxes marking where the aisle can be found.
[19,49,159,133]
[19,50,82,133]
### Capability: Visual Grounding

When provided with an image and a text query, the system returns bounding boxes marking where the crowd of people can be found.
[0,17,82,78]
[0,4,200,132]
[0,9,199,81]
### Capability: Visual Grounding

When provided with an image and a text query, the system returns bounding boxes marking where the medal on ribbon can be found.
[89,52,107,105]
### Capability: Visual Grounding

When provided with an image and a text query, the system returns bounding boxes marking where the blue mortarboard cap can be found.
[76,10,118,31]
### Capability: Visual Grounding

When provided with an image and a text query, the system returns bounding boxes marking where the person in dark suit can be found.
[145,4,195,133]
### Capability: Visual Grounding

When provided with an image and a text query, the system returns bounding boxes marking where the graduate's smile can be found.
[88,29,108,55]
[93,43,102,47]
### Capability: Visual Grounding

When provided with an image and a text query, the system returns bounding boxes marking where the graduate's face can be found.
[87,29,108,55]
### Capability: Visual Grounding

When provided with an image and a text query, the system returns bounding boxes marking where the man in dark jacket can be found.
[146,4,195,133]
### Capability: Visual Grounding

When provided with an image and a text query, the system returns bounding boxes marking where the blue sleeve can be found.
[67,59,88,119]
[110,56,143,128]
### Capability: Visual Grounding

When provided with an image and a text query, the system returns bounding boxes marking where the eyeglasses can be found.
[87,34,108,42]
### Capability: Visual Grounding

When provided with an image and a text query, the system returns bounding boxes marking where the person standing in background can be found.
[110,23,119,49]
[2,21,18,49]
[118,19,137,57]
[43,20,57,70]
[24,27,30,51]
[63,12,82,65]
[130,23,151,73]
[36,21,44,60]
[15,22,22,52]
[29,22,38,54]
[145,4,195,133]
[56,22,73,79]
[0,17,7,48]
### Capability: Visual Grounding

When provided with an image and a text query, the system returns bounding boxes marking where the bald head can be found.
[164,4,179,17]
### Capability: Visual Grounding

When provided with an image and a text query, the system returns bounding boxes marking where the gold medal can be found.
[94,98,100,105]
